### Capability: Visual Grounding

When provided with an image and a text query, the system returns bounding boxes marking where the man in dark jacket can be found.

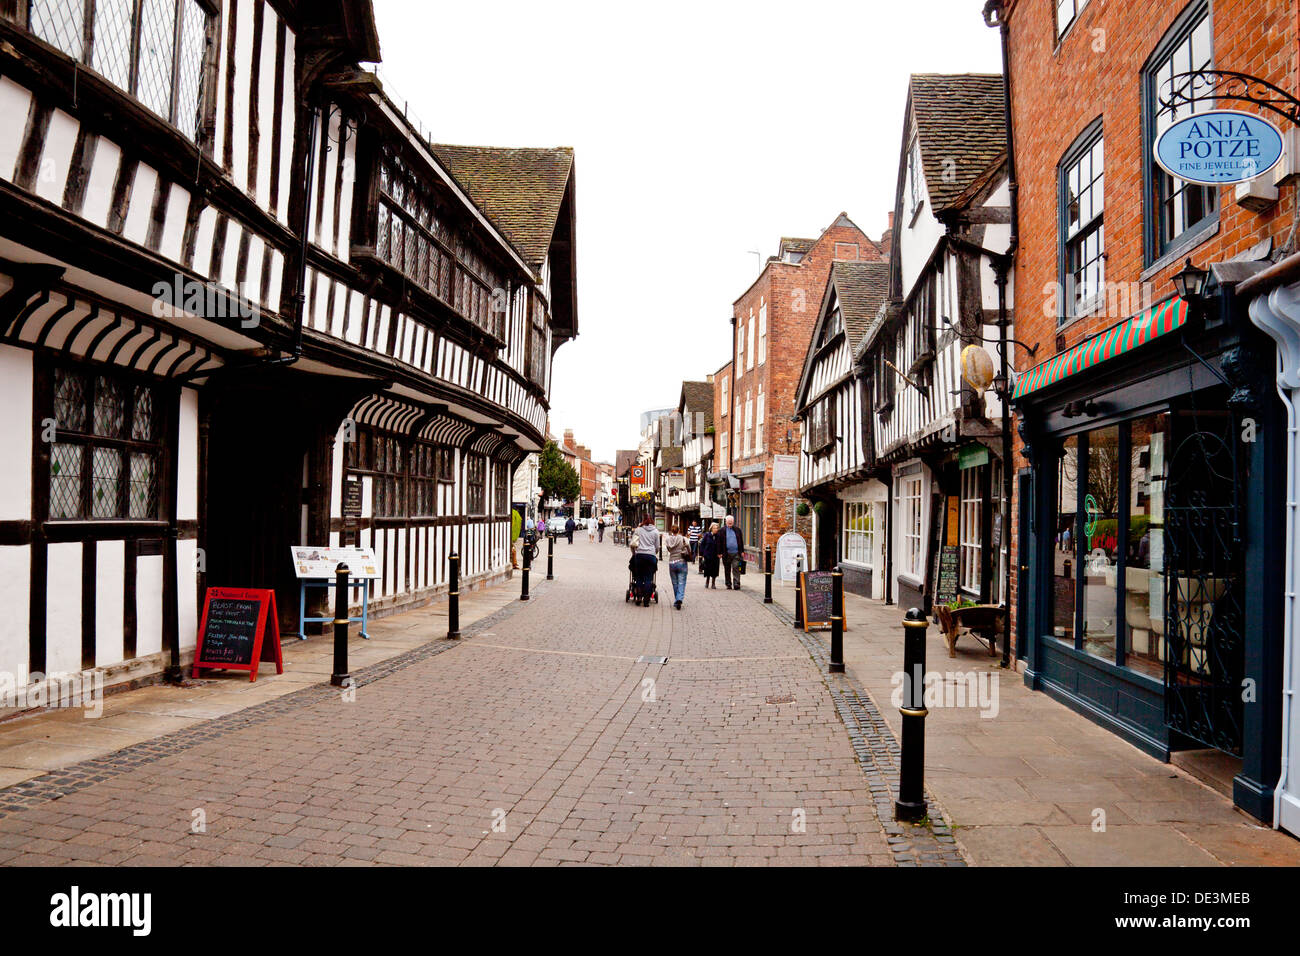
[565,515,576,544]
[717,515,745,590]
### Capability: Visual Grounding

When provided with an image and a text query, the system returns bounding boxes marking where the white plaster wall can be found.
[94,540,125,667]
[135,554,164,658]
[0,348,32,520]
[0,546,30,684]
[46,542,82,674]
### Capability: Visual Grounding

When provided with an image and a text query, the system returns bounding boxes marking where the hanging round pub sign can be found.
[1153,109,1284,186]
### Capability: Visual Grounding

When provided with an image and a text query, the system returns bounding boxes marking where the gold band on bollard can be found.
[333,618,351,626]
[899,706,929,718]
[903,619,928,628]
[449,591,459,597]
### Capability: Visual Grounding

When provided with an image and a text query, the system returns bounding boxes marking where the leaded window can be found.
[48,366,162,521]
[376,150,506,342]
[28,0,212,142]
[465,454,486,515]
[493,461,509,515]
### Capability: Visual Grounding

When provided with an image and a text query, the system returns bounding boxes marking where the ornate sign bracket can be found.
[1159,69,1300,127]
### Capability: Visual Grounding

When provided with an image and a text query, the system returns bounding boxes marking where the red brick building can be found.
[560,429,598,516]
[711,215,886,563]
[991,0,1299,823]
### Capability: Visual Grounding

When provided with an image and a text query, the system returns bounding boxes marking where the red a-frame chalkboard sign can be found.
[193,587,284,682]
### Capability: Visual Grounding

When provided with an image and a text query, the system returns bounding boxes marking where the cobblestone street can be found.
[0,539,954,867]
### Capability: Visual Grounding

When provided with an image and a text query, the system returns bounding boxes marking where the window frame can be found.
[1142,0,1217,269]
[1057,118,1106,326]
[44,360,168,524]
[26,0,216,145]
[1055,0,1092,38]
[843,500,874,568]
[465,453,487,515]
[959,465,983,595]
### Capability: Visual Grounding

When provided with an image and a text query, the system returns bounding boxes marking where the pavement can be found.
[763,578,1300,866]
[0,535,1295,866]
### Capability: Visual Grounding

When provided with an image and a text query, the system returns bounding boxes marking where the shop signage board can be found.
[771,455,798,490]
[193,587,283,681]
[935,545,960,608]
[290,546,381,579]
[342,478,363,518]
[776,532,807,582]
[799,571,846,631]
[1153,109,1284,185]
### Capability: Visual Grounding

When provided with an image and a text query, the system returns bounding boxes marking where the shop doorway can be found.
[1163,408,1245,757]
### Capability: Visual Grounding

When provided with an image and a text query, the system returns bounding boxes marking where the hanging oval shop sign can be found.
[1153,109,1284,186]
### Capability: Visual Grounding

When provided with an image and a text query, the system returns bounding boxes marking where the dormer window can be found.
[783,250,804,264]
[907,135,924,216]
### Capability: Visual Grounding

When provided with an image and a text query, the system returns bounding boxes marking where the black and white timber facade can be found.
[0,0,576,695]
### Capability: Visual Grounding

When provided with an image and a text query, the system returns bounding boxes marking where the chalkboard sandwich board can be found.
[934,545,960,609]
[799,571,847,633]
[193,587,284,682]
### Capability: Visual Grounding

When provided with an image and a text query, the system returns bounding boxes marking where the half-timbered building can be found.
[0,0,576,699]
[862,73,1014,613]
[794,260,889,596]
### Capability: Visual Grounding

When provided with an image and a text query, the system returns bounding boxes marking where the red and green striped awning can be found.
[1012,296,1189,399]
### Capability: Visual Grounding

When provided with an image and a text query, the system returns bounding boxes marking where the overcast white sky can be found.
[371,0,1002,462]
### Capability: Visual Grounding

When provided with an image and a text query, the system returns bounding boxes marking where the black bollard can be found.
[830,566,844,673]
[793,556,804,630]
[764,545,773,604]
[448,552,461,639]
[330,563,351,687]
[546,532,554,580]
[520,536,531,601]
[895,607,929,822]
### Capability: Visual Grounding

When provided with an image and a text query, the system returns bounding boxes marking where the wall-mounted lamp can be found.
[1171,257,1209,303]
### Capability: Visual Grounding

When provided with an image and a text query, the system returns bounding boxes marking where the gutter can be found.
[985,0,1019,667]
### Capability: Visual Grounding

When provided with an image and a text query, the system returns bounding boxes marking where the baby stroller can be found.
[626,555,658,606]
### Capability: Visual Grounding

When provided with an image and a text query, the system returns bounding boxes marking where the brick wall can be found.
[1003,0,1300,651]
[728,218,885,557]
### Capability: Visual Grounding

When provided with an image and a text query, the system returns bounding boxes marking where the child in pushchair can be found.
[626,554,658,606]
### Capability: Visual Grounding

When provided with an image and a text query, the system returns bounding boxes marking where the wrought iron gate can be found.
[1163,411,1245,755]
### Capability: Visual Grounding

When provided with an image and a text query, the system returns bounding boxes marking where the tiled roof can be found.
[428,144,574,270]
[779,237,816,255]
[830,261,891,351]
[680,380,714,429]
[910,74,1007,213]
[615,450,638,476]
[658,445,683,469]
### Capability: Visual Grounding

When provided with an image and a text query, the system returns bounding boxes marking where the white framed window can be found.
[898,474,924,578]
[721,374,729,414]
[758,299,767,365]
[959,466,983,593]
[1056,0,1092,36]
[737,322,745,371]
[843,501,874,567]
[755,388,765,454]
[743,393,753,458]
[992,459,1007,606]
[747,314,756,371]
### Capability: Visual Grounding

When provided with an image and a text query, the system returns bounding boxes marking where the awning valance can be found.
[1012,296,1189,399]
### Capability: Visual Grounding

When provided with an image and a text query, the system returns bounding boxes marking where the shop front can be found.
[1014,291,1285,822]
[839,480,889,599]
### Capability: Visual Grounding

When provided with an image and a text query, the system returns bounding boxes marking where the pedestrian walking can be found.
[628,515,660,606]
[664,522,692,610]
[698,522,720,587]
[535,517,546,537]
[565,515,576,544]
[687,520,701,562]
[587,515,597,542]
[597,516,606,543]
[718,514,745,590]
